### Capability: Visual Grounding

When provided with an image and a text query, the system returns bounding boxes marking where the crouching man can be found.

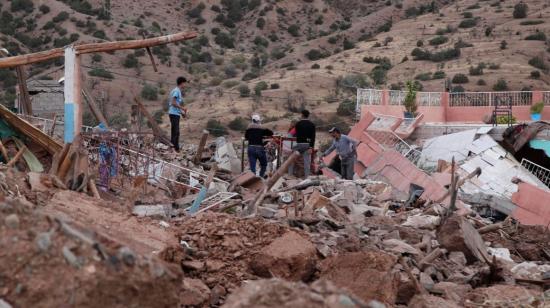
[322,127,358,180]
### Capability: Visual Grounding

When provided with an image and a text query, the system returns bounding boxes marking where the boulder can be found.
[180,278,211,307]
[250,231,317,282]
[437,215,490,264]
[317,251,398,304]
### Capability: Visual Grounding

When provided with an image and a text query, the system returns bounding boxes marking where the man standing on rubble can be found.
[168,76,187,152]
[322,127,358,180]
[245,114,274,178]
[290,109,316,178]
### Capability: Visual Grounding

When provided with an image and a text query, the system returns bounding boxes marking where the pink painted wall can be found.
[511,182,550,226]
[361,90,550,123]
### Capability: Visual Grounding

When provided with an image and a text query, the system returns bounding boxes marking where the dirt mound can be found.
[0,196,182,308]
[166,212,296,293]
[222,278,366,308]
[250,231,318,282]
[317,251,399,304]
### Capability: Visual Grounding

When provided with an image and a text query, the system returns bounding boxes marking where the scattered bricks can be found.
[4,214,19,229]
[181,278,211,307]
[250,231,317,282]
[408,294,461,308]
[437,215,490,264]
[318,251,399,304]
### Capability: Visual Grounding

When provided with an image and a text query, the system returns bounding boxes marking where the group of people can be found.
[167,76,359,180]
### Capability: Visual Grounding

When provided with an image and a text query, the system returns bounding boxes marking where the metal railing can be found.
[449,91,532,107]
[367,130,421,165]
[389,90,406,106]
[521,158,550,188]
[418,92,442,106]
[357,88,383,107]
[18,114,94,138]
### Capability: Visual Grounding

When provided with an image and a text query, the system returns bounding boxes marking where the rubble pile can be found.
[2,108,550,307]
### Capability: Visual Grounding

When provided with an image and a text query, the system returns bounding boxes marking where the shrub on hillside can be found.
[429,35,448,46]
[53,11,70,23]
[343,37,355,50]
[287,24,300,37]
[215,32,235,48]
[520,20,544,26]
[525,32,546,41]
[123,54,138,68]
[477,79,487,85]
[513,3,528,19]
[531,70,541,79]
[452,73,469,84]
[228,116,248,131]
[305,49,328,61]
[459,18,478,28]
[415,72,432,81]
[254,81,268,96]
[337,99,356,116]
[529,56,547,70]
[238,85,251,97]
[206,119,227,137]
[469,64,484,76]
[88,68,114,79]
[39,4,50,14]
[493,78,509,91]
[432,71,446,79]
[141,84,158,100]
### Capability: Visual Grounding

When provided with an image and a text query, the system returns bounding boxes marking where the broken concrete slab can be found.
[437,215,490,264]
[250,231,317,282]
[132,204,172,219]
[317,251,398,304]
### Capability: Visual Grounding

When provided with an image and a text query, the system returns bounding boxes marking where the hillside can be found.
[0,0,548,142]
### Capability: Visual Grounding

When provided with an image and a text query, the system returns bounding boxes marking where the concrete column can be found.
[63,46,82,143]
[442,91,450,122]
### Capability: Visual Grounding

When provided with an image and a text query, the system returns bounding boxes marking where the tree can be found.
[513,2,528,19]
[404,81,418,115]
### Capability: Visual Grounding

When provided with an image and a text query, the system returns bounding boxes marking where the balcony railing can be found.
[521,158,550,188]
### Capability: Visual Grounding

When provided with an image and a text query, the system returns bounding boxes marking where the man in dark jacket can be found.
[245,114,273,178]
[289,109,316,177]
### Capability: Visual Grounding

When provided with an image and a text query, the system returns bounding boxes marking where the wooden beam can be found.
[7,145,26,167]
[134,96,171,145]
[0,140,9,162]
[15,66,32,115]
[82,90,109,128]
[194,130,209,164]
[0,31,198,68]
[0,104,63,155]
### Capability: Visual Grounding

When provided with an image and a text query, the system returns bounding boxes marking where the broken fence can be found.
[521,158,550,188]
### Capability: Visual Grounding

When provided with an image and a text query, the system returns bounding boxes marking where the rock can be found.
[419,272,434,290]
[132,204,171,219]
[250,231,317,282]
[432,282,472,304]
[0,299,12,308]
[396,276,416,305]
[62,246,81,268]
[511,262,550,280]
[4,214,19,229]
[205,259,226,272]
[487,247,513,263]
[26,172,49,192]
[35,232,51,252]
[182,260,205,272]
[402,215,440,230]
[210,284,227,306]
[437,215,490,264]
[465,285,542,306]
[117,246,136,266]
[181,278,211,307]
[382,239,420,255]
[317,251,398,304]
[448,251,467,267]
[367,300,386,308]
[408,294,461,308]
[223,278,365,308]
[257,206,277,219]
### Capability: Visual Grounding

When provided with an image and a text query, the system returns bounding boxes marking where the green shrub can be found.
[529,56,547,70]
[531,70,541,79]
[141,84,158,100]
[377,20,392,32]
[254,81,268,96]
[370,67,388,85]
[452,73,469,84]
[432,71,446,79]
[525,32,546,41]
[123,54,138,68]
[256,17,265,29]
[417,40,424,47]
[500,40,507,50]
[415,72,432,81]
[530,102,544,114]
[228,116,248,131]
[496,115,517,124]
[454,39,473,48]
[10,0,34,13]
[513,3,528,19]
[238,84,251,97]
[223,80,239,88]
[493,78,508,91]
[520,20,544,25]
[215,32,235,48]
[53,11,70,23]
[343,37,355,50]
[469,64,484,76]
[253,36,269,48]
[452,85,465,92]
[287,24,300,37]
[305,49,328,60]
[477,79,487,85]
[462,12,473,18]
[92,54,102,63]
[338,74,370,89]
[206,119,227,137]
[270,83,280,89]
[93,30,107,40]
[459,18,478,28]
[109,114,129,129]
[311,63,320,69]
[153,110,164,124]
[404,81,418,114]
[429,35,448,46]
[336,99,355,116]
[39,4,50,14]
[88,68,114,79]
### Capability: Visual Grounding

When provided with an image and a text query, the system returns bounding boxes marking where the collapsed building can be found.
[2,34,550,308]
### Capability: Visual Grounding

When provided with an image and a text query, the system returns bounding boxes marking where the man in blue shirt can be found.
[168,77,187,152]
[322,127,358,180]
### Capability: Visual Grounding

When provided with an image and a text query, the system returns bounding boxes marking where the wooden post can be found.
[82,90,109,128]
[15,66,32,115]
[63,46,82,143]
[0,140,9,162]
[49,114,58,137]
[194,130,209,164]
[7,145,27,167]
[134,97,171,145]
